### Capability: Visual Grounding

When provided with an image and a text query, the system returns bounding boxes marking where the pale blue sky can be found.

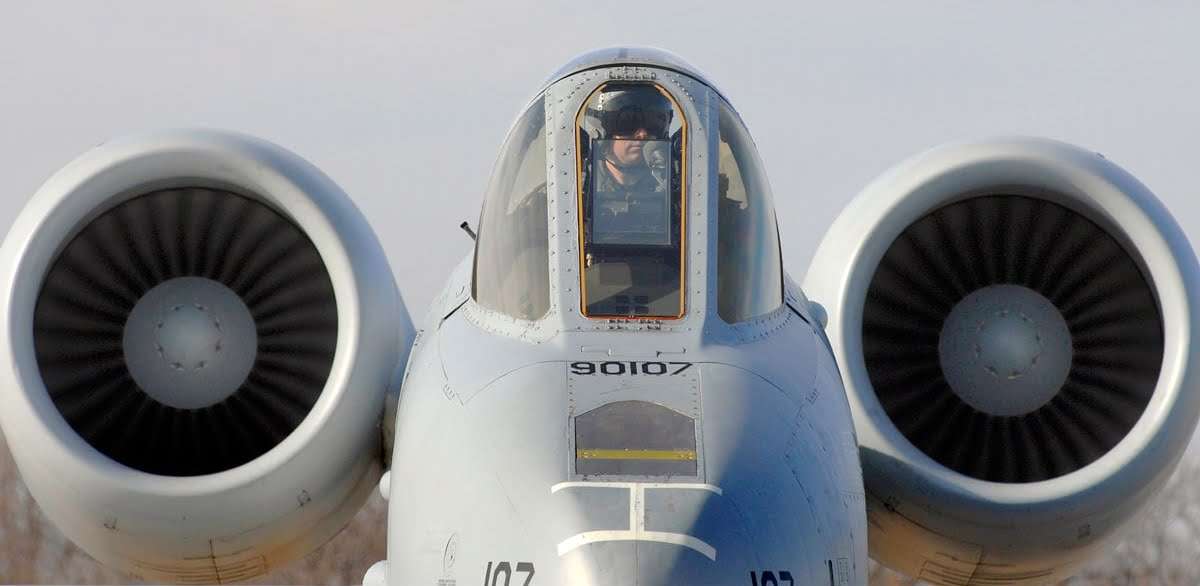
[4,1,1198,314]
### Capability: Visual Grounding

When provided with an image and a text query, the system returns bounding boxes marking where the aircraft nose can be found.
[559,542,741,586]
[550,480,757,585]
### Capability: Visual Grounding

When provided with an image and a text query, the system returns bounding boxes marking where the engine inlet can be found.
[33,188,338,476]
[862,195,1163,482]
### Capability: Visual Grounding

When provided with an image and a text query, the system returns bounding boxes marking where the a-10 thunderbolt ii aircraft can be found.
[1,47,1198,586]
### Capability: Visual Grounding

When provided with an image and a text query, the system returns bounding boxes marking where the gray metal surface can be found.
[123,276,258,410]
[938,284,1073,417]
[805,137,1200,583]
[382,50,866,585]
[0,129,411,582]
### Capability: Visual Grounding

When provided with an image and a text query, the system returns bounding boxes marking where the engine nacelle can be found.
[0,130,410,582]
[804,138,1200,584]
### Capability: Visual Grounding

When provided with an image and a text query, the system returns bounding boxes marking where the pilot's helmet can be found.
[585,83,673,140]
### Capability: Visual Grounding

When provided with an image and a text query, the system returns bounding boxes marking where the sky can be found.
[2,1,1200,581]
[4,2,1199,315]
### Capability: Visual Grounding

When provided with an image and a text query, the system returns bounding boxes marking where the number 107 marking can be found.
[483,561,534,586]
[750,570,794,586]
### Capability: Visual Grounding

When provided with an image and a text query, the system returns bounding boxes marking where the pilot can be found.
[590,85,672,194]
[586,85,674,244]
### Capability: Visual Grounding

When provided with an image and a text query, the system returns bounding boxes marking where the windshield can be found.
[576,82,686,318]
[472,97,550,320]
[716,100,783,322]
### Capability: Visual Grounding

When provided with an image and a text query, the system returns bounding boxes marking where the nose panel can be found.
[388,354,865,585]
[560,542,751,586]
[545,362,863,585]
[553,483,756,586]
[551,481,734,563]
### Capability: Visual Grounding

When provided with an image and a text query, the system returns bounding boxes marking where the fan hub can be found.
[939,284,1073,417]
[123,276,257,410]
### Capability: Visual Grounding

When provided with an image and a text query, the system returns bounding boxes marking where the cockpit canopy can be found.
[579,82,687,318]
[472,50,782,327]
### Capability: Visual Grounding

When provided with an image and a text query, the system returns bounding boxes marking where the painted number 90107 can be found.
[569,361,692,376]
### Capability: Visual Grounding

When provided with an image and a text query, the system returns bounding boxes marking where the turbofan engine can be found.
[0,130,411,583]
[804,138,1200,585]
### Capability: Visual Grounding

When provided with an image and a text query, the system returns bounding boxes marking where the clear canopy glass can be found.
[472,97,550,320]
[576,82,686,318]
[716,100,783,322]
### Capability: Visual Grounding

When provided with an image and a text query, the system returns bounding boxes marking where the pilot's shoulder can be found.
[595,168,617,191]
